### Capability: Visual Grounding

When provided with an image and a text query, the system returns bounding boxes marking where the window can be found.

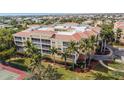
[52,42,55,44]
[42,50,51,54]
[15,36,22,41]
[58,48,61,50]
[31,38,40,43]
[23,37,25,40]
[63,42,69,46]
[41,39,50,44]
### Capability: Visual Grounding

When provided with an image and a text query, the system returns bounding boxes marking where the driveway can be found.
[92,45,124,73]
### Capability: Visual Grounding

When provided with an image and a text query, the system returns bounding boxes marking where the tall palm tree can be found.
[78,38,86,54]
[50,47,58,64]
[78,36,97,69]
[115,28,122,43]
[67,41,77,70]
[25,40,42,71]
[78,38,87,69]
[87,36,97,66]
[61,50,69,67]
[83,38,92,69]
[67,41,77,53]
[100,23,114,53]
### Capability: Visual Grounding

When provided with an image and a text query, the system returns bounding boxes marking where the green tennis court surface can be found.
[0,68,19,80]
[0,64,29,80]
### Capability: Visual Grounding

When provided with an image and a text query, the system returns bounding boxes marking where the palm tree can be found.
[24,41,61,80]
[67,41,77,70]
[115,28,122,43]
[87,36,97,66]
[78,38,86,54]
[50,47,58,64]
[25,40,42,71]
[61,51,69,67]
[67,41,77,53]
[25,40,40,57]
[78,38,87,69]
[83,38,92,69]
[78,36,97,69]
[100,23,114,53]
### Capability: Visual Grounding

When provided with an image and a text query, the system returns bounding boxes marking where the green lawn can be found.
[6,57,124,80]
[107,62,124,79]
[108,62,124,70]
[42,62,96,80]
[113,43,124,48]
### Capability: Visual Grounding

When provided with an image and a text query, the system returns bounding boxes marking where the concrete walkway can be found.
[93,45,124,73]
[93,45,113,61]
[99,60,124,73]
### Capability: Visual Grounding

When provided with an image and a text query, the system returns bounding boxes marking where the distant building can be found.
[0,23,12,28]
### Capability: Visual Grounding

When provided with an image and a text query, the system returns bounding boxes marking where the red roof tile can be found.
[114,22,124,29]
[13,31,31,37]
[13,27,100,41]
[31,30,56,37]
[73,33,82,41]
[54,34,77,41]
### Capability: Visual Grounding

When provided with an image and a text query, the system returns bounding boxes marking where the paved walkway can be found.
[93,45,113,61]
[99,60,124,73]
[93,45,124,73]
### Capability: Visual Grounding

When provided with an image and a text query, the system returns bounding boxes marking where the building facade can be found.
[13,24,101,63]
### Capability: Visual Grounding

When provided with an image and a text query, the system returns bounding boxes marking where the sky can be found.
[0,0,123,13]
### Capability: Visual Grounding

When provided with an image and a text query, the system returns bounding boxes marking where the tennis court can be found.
[0,64,29,80]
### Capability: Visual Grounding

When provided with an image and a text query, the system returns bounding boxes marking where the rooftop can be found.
[114,21,124,29]
[14,24,101,41]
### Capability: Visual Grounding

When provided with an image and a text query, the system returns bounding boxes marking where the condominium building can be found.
[13,23,101,63]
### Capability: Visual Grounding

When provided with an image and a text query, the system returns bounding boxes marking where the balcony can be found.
[31,38,40,43]
[14,37,22,41]
[34,44,41,49]
[42,50,51,54]
[42,45,51,50]
[15,41,24,46]
[63,42,69,47]
[41,39,51,45]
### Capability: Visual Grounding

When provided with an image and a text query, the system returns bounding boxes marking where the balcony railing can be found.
[31,38,40,43]
[63,42,69,47]
[14,38,22,41]
[42,42,51,45]
[32,40,41,44]
[42,50,51,54]
[14,37,22,41]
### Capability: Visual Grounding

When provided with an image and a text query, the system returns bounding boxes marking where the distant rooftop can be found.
[25,24,91,36]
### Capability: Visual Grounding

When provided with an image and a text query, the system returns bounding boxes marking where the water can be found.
[0,13,73,16]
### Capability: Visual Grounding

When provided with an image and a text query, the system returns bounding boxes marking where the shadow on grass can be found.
[92,72,119,80]
[93,62,108,73]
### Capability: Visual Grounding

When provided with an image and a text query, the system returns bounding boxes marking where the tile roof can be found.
[31,30,56,37]
[53,34,78,41]
[114,22,124,29]
[13,26,100,41]
[13,31,31,37]
[77,32,89,39]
